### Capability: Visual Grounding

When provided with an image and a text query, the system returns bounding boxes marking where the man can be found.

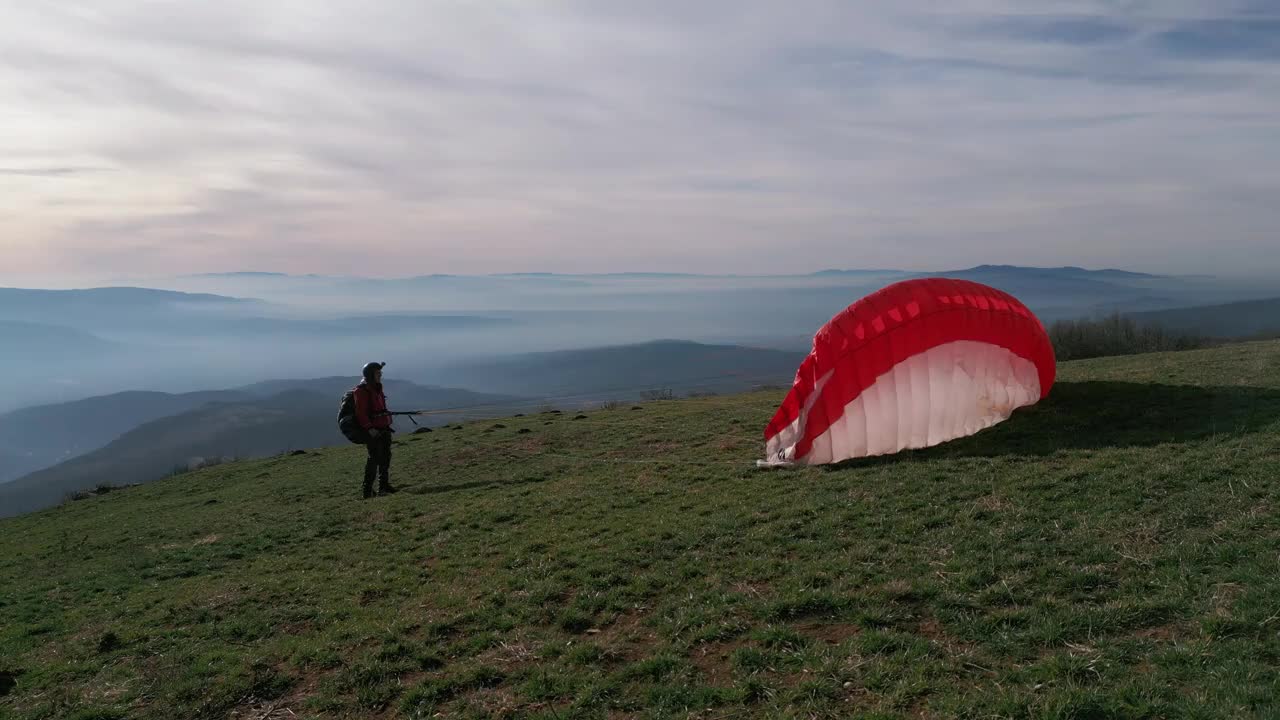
[354,361,397,498]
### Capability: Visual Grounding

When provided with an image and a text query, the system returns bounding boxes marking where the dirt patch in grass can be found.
[229,699,297,719]
[916,616,979,660]
[1211,583,1244,617]
[916,618,946,641]
[797,622,862,645]
[474,638,542,674]
[588,610,659,664]
[453,686,524,718]
[730,581,772,599]
[233,662,323,720]
[690,638,752,686]
[974,494,1011,513]
[433,447,487,467]
[511,438,548,455]
[1133,624,1182,642]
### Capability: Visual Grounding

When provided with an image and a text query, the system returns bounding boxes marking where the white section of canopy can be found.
[760,340,1042,467]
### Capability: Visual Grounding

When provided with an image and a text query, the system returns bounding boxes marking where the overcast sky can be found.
[2,1,1277,283]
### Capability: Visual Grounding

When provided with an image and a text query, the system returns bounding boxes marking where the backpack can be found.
[337,387,369,444]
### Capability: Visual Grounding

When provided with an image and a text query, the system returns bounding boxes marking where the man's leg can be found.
[377,433,396,493]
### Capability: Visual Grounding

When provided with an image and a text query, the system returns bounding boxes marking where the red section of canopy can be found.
[764,278,1056,460]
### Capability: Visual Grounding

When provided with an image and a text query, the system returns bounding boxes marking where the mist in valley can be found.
[5,267,1280,415]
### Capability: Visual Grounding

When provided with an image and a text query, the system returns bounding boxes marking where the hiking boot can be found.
[362,480,374,499]
[377,482,398,495]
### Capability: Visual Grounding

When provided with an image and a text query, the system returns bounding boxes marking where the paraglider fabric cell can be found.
[761,278,1056,466]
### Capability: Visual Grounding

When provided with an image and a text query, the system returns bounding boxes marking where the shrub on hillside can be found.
[1049,312,1212,361]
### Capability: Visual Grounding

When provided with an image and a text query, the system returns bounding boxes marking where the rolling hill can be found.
[0,340,1277,717]
[0,285,245,304]
[0,320,118,351]
[0,286,249,321]
[921,265,1168,312]
[429,340,804,400]
[0,286,260,362]
[173,313,518,337]
[235,377,524,409]
[1132,296,1280,339]
[0,321,122,369]
[0,389,253,484]
[0,390,340,516]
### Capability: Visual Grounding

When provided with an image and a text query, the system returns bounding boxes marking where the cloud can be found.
[979,16,1137,46]
[0,167,111,177]
[1152,19,1280,60]
[0,1,1277,278]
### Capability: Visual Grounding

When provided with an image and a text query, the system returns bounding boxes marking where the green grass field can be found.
[2,341,1279,719]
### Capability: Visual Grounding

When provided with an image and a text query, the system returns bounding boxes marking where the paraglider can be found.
[761,278,1055,466]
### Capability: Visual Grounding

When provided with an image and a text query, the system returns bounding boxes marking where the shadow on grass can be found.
[825,381,1280,467]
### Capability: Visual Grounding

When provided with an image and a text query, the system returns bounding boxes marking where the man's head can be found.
[362,361,385,383]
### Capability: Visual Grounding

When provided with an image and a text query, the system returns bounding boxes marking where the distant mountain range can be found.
[185,313,517,337]
[125,264,1278,326]
[0,284,516,337]
[184,271,291,278]
[925,265,1160,301]
[157,265,1160,280]
[0,286,249,310]
[949,265,1157,279]
[236,377,525,410]
[0,286,257,335]
[430,339,804,399]
[1132,297,1280,339]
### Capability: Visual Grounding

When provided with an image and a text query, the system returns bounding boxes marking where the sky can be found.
[1,1,1278,283]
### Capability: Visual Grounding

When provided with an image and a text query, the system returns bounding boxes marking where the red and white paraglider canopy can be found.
[761,277,1055,466]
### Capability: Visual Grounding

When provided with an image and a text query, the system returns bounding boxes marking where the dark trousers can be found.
[364,432,392,490]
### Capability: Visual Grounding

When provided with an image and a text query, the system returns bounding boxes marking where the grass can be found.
[2,341,1279,719]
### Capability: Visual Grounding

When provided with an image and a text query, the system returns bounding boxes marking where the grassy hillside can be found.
[1,341,1279,719]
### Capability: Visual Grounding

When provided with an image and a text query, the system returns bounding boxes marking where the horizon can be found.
[0,263,1248,292]
[3,2,1278,282]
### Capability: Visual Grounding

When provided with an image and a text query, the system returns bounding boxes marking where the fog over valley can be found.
[4,266,1279,415]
